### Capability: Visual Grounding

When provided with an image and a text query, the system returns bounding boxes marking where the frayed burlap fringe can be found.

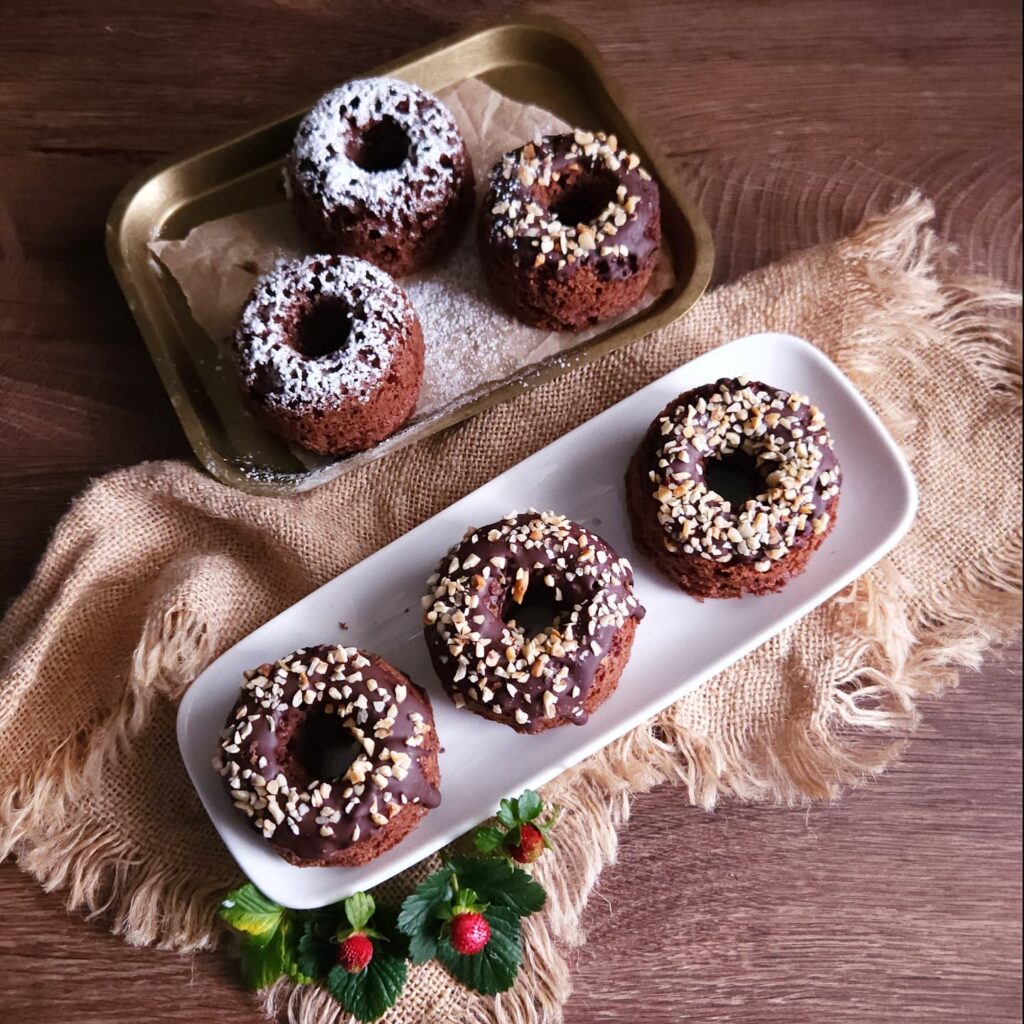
[1,194,1020,1024]
[267,196,1019,1024]
[0,591,230,951]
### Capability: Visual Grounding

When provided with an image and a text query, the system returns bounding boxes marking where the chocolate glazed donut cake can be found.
[626,376,841,598]
[423,510,644,733]
[478,129,661,330]
[286,77,474,275]
[233,254,424,455]
[214,645,441,867]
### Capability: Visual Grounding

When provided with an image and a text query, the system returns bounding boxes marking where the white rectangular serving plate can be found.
[178,332,917,908]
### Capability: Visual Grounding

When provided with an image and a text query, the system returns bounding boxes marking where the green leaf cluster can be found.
[217,790,555,1018]
[218,888,405,1022]
[218,885,309,988]
[473,789,561,861]
[396,854,545,994]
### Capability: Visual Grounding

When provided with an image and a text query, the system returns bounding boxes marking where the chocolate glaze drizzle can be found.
[482,130,661,283]
[639,377,841,568]
[215,644,440,864]
[423,511,644,733]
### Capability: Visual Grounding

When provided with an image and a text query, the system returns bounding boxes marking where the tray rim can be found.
[176,332,918,908]
[105,14,715,496]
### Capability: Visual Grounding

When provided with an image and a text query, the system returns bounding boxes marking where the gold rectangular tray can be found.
[105,15,714,495]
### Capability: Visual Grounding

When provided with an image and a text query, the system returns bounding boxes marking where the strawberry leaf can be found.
[473,826,505,854]
[240,915,307,989]
[282,923,315,985]
[452,886,485,914]
[373,905,411,961]
[407,929,440,965]
[218,884,284,948]
[448,856,546,917]
[537,805,562,836]
[326,945,407,1023]
[436,906,521,995]
[239,934,285,990]
[295,913,339,981]
[496,799,518,828]
[515,790,543,823]
[345,892,376,932]
[397,866,454,964]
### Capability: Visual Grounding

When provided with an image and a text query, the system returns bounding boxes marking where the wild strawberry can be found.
[506,822,545,864]
[450,911,491,955]
[475,792,560,865]
[337,932,374,973]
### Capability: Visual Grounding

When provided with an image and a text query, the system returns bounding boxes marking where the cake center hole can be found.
[705,449,767,509]
[351,118,410,172]
[295,297,353,360]
[506,582,571,639]
[294,710,362,783]
[549,170,618,227]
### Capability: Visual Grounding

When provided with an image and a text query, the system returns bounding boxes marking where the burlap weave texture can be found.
[0,195,1020,1024]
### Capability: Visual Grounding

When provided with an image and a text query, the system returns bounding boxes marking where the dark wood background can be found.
[0,1,1020,1021]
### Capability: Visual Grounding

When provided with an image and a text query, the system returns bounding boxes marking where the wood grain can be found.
[0,0,1020,1021]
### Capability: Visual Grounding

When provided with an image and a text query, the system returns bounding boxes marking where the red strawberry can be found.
[450,911,491,955]
[337,932,374,973]
[506,822,545,864]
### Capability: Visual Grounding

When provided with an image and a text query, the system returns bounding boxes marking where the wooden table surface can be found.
[1,1,1020,1021]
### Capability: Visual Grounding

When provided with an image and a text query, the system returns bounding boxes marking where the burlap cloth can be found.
[0,195,1020,1024]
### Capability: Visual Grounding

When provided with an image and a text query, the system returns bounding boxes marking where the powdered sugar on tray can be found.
[150,78,672,477]
[407,238,561,410]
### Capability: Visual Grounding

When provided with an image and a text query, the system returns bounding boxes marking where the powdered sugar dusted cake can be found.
[233,254,424,455]
[286,77,474,276]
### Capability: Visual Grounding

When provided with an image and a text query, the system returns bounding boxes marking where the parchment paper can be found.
[150,77,670,431]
